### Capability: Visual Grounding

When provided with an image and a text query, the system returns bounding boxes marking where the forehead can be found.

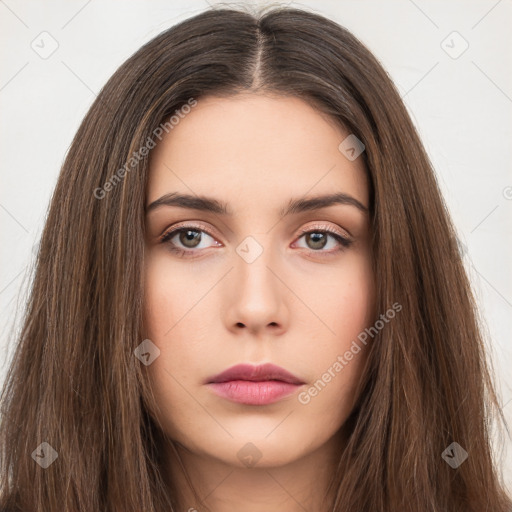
[147,93,368,211]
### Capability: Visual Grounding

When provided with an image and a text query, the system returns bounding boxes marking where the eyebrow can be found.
[145,192,368,217]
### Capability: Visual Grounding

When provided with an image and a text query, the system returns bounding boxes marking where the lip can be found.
[205,363,305,405]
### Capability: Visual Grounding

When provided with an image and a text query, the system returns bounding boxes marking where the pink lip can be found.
[205,363,305,405]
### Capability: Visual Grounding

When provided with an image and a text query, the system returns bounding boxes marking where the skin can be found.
[143,92,375,512]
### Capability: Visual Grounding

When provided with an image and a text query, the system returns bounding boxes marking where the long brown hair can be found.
[1,5,510,511]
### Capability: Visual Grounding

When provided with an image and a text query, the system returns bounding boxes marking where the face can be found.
[143,92,374,470]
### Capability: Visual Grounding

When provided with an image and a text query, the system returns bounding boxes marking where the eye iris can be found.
[180,230,201,248]
[306,232,327,250]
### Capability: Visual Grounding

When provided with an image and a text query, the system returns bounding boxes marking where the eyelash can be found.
[159,223,353,258]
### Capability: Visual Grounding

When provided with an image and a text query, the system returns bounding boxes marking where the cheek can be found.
[143,270,173,339]
[341,247,374,329]
[296,252,374,412]
[142,253,215,439]
[298,248,374,350]
[143,250,206,338]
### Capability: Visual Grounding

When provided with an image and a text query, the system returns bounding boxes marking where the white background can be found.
[1,0,511,491]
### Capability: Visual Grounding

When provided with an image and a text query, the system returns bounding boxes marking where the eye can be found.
[159,223,353,258]
[159,224,220,257]
[293,225,353,255]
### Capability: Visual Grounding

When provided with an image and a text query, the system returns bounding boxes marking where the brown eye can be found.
[176,229,202,249]
[159,224,352,259]
[293,227,353,255]
[160,226,220,257]
[304,232,328,250]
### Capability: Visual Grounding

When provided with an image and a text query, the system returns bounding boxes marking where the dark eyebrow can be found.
[279,192,368,216]
[145,192,368,217]
[145,193,234,215]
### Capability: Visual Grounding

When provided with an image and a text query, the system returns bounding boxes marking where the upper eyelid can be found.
[159,221,216,242]
[297,222,351,238]
[160,221,351,245]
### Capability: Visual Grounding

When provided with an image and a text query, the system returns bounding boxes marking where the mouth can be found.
[205,363,305,406]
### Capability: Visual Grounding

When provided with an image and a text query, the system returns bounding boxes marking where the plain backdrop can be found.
[1,0,511,491]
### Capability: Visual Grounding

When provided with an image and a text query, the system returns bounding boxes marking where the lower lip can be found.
[207,380,302,405]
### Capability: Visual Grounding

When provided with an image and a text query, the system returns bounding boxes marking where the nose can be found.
[223,237,289,336]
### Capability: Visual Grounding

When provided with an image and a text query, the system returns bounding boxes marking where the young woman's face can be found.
[143,93,374,469]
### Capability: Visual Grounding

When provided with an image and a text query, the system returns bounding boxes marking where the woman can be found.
[1,5,510,511]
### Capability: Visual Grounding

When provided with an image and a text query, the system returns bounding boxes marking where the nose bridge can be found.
[234,233,278,291]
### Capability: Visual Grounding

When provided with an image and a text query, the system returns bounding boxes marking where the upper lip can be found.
[206,363,304,385]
